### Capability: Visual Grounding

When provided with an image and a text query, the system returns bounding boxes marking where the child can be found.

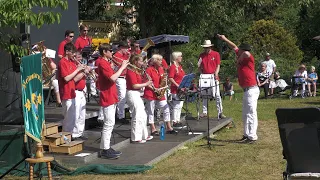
[307,66,318,97]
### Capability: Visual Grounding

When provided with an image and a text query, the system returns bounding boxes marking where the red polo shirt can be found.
[58,39,68,57]
[113,51,129,76]
[126,69,142,91]
[75,76,86,91]
[235,48,257,88]
[98,59,118,107]
[94,57,103,90]
[58,58,77,100]
[199,50,221,80]
[143,66,165,101]
[75,36,92,51]
[168,64,185,94]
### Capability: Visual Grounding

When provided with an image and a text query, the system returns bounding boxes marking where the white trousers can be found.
[73,90,86,138]
[116,78,127,119]
[202,80,223,115]
[62,98,76,133]
[242,86,260,140]
[51,79,59,93]
[171,94,184,123]
[145,99,170,124]
[100,104,116,150]
[127,90,149,141]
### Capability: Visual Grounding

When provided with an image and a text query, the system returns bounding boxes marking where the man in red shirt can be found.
[198,40,226,119]
[58,43,86,134]
[74,24,92,52]
[57,30,74,59]
[97,43,128,159]
[218,34,259,143]
[113,41,130,123]
[72,51,92,141]
[130,41,141,55]
[144,54,177,135]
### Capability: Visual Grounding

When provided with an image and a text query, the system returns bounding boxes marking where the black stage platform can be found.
[35,101,232,166]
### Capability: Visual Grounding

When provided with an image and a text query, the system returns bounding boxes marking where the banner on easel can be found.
[20,53,44,143]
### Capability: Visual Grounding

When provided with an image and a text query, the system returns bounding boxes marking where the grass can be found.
[8,84,320,180]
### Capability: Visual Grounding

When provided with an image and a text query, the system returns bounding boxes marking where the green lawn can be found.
[9,84,320,180]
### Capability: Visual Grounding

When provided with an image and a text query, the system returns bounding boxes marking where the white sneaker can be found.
[146,136,153,141]
[132,140,146,144]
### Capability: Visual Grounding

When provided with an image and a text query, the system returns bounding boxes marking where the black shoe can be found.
[109,148,122,156]
[218,114,226,119]
[99,149,120,159]
[237,136,248,142]
[56,103,62,107]
[173,122,184,129]
[166,129,178,134]
[151,131,160,136]
[79,136,88,140]
[118,118,130,124]
[243,138,257,144]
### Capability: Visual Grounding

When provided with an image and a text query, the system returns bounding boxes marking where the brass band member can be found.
[168,52,186,129]
[58,43,86,135]
[113,41,130,123]
[72,51,91,141]
[97,43,128,159]
[126,55,153,143]
[144,54,177,135]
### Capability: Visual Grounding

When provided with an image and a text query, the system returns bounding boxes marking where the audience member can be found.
[307,66,318,97]
[223,78,234,100]
[293,64,307,97]
[256,62,270,98]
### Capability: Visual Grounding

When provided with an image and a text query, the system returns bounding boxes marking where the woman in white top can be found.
[293,64,307,97]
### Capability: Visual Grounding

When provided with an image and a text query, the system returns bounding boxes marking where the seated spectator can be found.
[256,62,270,98]
[223,77,234,100]
[274,71,288,91]
[293,64,307,97]
[307,66,318,97]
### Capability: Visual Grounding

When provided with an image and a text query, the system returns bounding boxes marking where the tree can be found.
[243,19,303,76]
[0,0,68,56]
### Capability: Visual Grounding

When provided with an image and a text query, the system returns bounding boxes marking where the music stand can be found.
[199,74,217,149]
[178,73,196,135]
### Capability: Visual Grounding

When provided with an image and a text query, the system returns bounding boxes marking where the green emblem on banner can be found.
[20,53,45,143]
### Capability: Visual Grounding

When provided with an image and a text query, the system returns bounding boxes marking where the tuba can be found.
[140,38,155,58]
[32,41,55,86]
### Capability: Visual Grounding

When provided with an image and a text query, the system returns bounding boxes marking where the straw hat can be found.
[201,40,213,47]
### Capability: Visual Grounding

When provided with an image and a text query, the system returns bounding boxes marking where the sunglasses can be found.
[69,36,74,38]
[83,30,89,32]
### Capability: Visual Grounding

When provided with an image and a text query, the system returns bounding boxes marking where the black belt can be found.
[76,89,84,91]
[119,76,125,79]
[243,85,258,92]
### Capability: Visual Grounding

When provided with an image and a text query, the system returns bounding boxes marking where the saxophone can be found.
[155,71,168,99]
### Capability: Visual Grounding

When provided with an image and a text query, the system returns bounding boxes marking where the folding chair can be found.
[275,107,320,180]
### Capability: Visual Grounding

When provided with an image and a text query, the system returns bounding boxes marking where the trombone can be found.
[112,55,144,74]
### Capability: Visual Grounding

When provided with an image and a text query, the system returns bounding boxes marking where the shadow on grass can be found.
[211,138,251,144]
[302,101,320,106]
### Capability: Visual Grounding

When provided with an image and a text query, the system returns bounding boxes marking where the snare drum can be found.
[199,74,216,98]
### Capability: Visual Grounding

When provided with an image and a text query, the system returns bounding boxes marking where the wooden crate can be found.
[42,132,71,146]
[49,141,84,155]
[42,123,59,136]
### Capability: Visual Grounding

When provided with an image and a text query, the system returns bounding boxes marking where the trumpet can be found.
[112,55,144,74]
[73,57,97,81]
